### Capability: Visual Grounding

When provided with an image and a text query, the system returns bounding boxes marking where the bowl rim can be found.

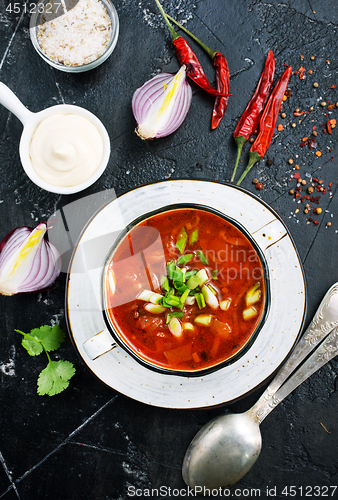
[29,0,119,73]
[101,202,271,377]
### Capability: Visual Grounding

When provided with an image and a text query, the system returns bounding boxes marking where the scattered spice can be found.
[313,82,319,88]
[320,101,327,107]
[315,151,322,157]
[277,124,284,131]
[288,158,294,164]
[37,0,112,67]
[255,182,263,190]
[252,178,259,184]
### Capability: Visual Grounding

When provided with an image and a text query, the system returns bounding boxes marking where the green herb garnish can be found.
[196,250,209,265]
[166,311,184,324]
[189,228,198,245]
[15,325,76,396]
[177,253,194,267]
[176,227,188,254]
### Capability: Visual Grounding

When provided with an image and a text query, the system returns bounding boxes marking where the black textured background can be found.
[0,1,338,499]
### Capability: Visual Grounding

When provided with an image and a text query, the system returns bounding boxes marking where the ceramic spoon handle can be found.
[249,282,338,421]
[252,326,338,423]
[0,82,34,125]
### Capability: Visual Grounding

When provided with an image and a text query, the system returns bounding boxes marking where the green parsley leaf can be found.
[35,325,66,352]
[16,330,44,356]
[37,360,76,396]
[16,325,66,355]
[16,324,75,396]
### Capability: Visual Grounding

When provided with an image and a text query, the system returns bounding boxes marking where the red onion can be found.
[132,66,192,139]
[0,223,61,296]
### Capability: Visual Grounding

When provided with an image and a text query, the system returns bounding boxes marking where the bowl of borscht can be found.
[98,204,270,376]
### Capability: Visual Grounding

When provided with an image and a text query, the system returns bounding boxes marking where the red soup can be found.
[104,207,267,374]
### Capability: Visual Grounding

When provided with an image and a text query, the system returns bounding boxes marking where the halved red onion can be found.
[132,66,192,139]
[0,223,61,296]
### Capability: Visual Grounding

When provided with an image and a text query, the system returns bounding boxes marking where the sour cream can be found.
[29,113,104,187]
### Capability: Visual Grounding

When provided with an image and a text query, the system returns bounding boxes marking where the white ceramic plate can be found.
[66,180,306,409]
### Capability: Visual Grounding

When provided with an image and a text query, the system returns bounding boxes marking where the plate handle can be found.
[83,328,116,360]
[251,218,287,251]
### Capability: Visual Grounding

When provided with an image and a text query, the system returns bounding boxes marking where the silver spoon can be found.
[182,282,338,489]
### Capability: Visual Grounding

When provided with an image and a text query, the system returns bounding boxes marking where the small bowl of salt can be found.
[29,0,119,72]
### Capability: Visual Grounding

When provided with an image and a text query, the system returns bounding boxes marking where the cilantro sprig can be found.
[15,325,76,396]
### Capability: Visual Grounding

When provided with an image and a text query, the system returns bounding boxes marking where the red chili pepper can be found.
[155,1,230,98]
[167,15,230,129]
[236,65,292,186]
[211,52,230,129]
[231,50,275,182]
[172,37,229,97]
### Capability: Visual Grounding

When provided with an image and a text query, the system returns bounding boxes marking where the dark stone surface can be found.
[0,1,338,499]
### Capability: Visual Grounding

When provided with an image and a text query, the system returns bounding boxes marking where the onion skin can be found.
[132,66,192,140]
[0,223,61,296]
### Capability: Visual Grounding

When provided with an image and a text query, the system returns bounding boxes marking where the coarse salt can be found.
[37,0,112,66]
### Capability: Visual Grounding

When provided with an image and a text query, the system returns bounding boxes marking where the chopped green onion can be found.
[212,270,219,280]
[149,292,164,304]
[246,283,261,307]
[243,306,258,320]
[175,283,188,295]
[176,227,188,254]
[162,295,181,307]
[137,290,154,301]
[196,292,206,309]
[144,303,167,314]
[196,250,208,265]
[207,284,217,295]
[194,314,212,326]
[161,276,170,292]
[185,270,197,280]
[195,268,208,285]
[201,285,219,310]
[189,228,198,245]
[180,287,190,304]
[172,267,184,283]
[187,274,201,290]
[220,299,231,311]
[167,260,175,280]
[177,253,194,267]
[184,295,196,305]
[183,322,195,331]
[168,316,183,337]
[166,311,184,324]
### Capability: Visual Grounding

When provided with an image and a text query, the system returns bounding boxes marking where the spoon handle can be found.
[0,82,34,125]
[250,282,338,421]
[251,326,338,423]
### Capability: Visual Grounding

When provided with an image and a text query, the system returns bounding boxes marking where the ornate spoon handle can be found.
[252,326,338,423]
[250,282,338,421]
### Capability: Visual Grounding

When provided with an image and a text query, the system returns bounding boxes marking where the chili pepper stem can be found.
[166,14,217,59]
[236,152,261,186]
[154,0,179,40]
[231,135,246,182]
